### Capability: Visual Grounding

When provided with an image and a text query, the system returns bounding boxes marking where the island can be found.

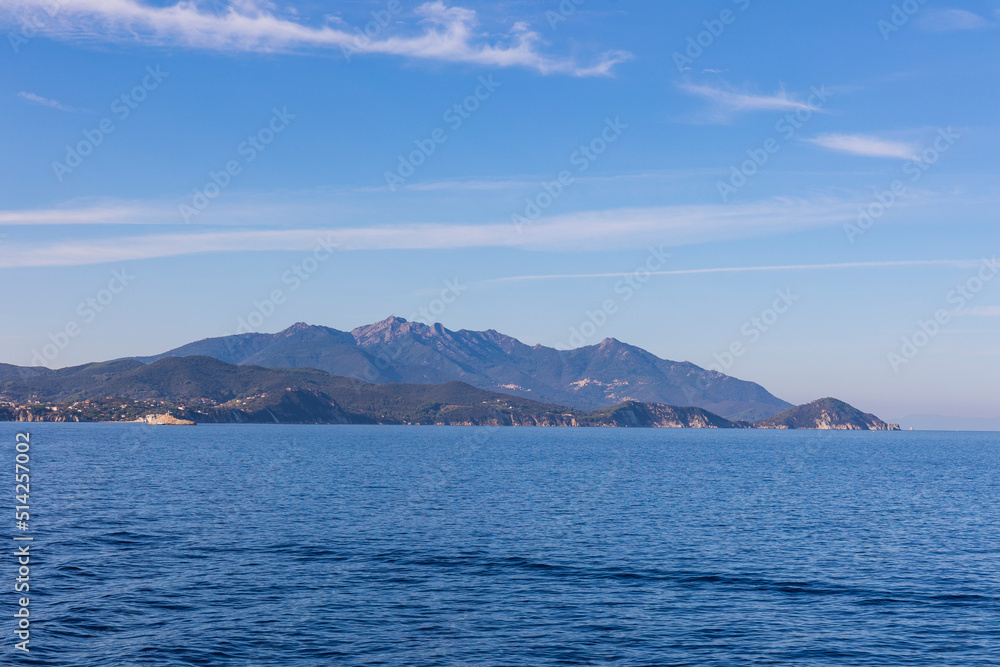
[0,356,900,430]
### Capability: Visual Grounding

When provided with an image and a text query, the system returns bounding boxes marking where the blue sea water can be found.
[1,424,999,666]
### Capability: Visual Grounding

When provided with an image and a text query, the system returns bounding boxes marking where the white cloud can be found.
[0,0,631,76]
[0,181,980,268]
[805,133,921,161]
[0,195,882,267]
[17,91,79,112]
[918,9,993,32]
[678,81,823,114]
[0,202,162,225]
[12,235,978,272]
[951,306,1000,317]
[486,260,989,284]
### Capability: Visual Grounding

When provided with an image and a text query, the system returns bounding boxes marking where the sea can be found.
[2,424,998,666]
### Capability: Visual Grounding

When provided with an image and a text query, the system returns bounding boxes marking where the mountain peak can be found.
[278,322,350,339]
[594,337,638,354]
[351,315,435,346]
[281,322,315,334]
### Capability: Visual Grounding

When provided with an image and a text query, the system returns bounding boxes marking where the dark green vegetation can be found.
[0,356,897,429]
[136,318,792,421]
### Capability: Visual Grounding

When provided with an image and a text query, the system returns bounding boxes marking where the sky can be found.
[1,0,999,420]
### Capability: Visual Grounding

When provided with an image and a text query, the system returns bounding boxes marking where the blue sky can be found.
[1,0,999,419]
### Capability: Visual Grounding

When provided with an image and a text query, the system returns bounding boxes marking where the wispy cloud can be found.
[1,179,985,268]
[678,81,823,114]
[805,133,921,160]
[484,260,988,284]
[951,306,1000,317]
[0,194,913,268]
[0,0,631,76]
[17,91,79,112]
[0,202,162,225]
[917,8,994,32]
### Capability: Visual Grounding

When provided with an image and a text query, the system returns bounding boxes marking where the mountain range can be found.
[135,317,792,421]
[0,317,905,430]
[0,355,898,430]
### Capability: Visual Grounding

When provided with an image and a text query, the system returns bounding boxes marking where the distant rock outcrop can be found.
[140,414,196,426]
[588,401,743,428]
[754,398,901,431]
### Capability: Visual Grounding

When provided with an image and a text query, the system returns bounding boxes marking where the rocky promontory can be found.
[754,398,901,431]
[139,414,196,426]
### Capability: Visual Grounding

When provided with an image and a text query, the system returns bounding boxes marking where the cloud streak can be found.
[678,81,824,114]
[805,133,921,160]
[917,9,993,32]
[0,0,631,76]
[0,194,910,268]
[17,91,79,112]
[951,306,1000,317]
[0,202,160,225]
[484,260,989,284]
